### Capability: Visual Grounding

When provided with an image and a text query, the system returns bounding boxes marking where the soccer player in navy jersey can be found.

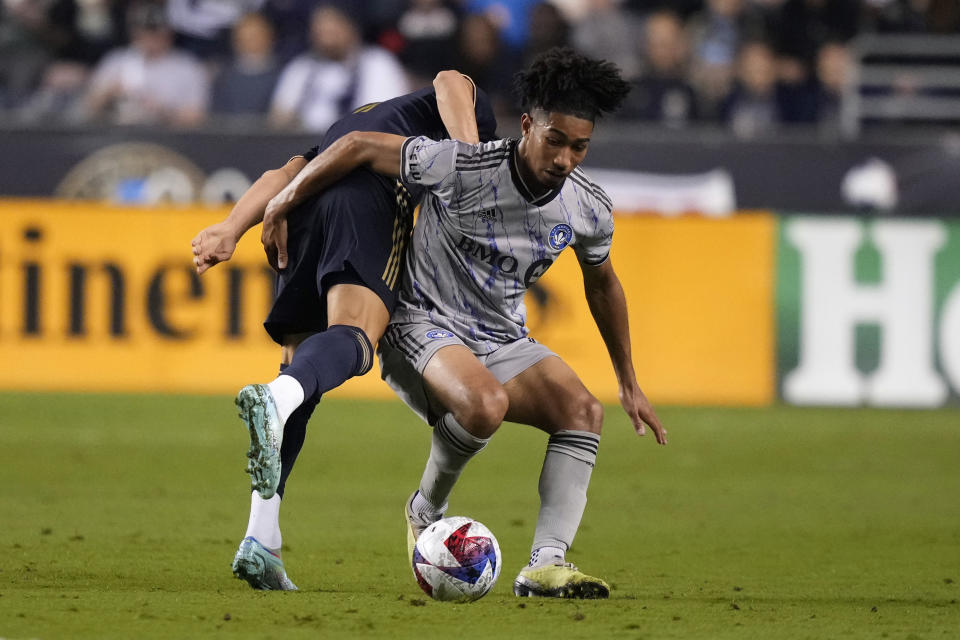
[261,48,668,598]
[191,71,496,590]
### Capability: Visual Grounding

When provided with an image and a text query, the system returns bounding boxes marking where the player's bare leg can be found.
[503,356,610,599]
[405,346,508,558]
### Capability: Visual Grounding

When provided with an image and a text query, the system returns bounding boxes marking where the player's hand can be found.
[263,191,294,270]
[620,382,667,445]
[191,222,238,274]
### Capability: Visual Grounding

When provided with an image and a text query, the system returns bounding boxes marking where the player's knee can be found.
[566,392,604,434]
[457,385,508,437]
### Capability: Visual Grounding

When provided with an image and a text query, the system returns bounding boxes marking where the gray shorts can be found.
[378,320,557,425]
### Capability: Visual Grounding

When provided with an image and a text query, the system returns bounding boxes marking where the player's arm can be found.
[262,131,407,269]
[268,131,405,213]
[580,258,668,444]
[191,155,307,274]
[434,71,480,144]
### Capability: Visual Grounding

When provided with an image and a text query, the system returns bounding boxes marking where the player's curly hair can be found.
[513,47,631,122]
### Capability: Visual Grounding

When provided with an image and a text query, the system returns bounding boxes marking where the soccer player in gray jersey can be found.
[264,48,668,598]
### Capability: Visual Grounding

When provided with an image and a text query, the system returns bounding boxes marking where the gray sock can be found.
[417,413,490,515]
[532,430,600,552]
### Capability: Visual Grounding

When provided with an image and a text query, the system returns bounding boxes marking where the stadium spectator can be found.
[259,1,385,62]
[268,3,409,132]
[395,0,460,86]
[620,9,699,127]
[260,0,322,63]
[0,0,65,108]
[571,0,644,80]
[774,0,859,84]
[46,0,125,65]
[17,57,87,122]
[15,0,126,121]
[721,39,791,138]
[211,12,280,118]
[361,0,408,39]
[810,40,853,136]
[688,0,773,120]
[452,12,516,117]
[79,1,210,127]
[522,2,570,67]
[165,0,265,62]
[463,0,541,53]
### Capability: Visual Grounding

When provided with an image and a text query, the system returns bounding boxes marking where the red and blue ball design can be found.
[412,516,501,602]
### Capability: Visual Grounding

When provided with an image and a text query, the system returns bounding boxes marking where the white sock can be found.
[244,492,282,552]
[529,546,566,568]
[267,374,304,425]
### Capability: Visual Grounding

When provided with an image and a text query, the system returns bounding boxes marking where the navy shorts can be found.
[263,170,413,344]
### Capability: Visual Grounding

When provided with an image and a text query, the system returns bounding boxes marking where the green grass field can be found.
[1,392,958,639]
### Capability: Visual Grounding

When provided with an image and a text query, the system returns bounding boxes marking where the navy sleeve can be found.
[474,88,498,142]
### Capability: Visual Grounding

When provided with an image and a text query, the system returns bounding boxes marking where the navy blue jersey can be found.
[301,84,496,203]
[319,85,497,151]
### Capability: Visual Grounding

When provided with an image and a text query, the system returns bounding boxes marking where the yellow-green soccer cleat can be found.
[235,384,283,499]
[513,562,610,599]
[405,493,419,564]
[405,491,442,564]
[231,537,297,591]
[405,492,426,564]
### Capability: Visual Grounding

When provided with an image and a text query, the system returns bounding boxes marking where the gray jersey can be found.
[395,136,614,354]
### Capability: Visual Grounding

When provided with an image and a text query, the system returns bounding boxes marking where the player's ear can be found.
[520,113,532,137]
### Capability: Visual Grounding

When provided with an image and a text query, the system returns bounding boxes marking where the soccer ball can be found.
[412,516,501,602]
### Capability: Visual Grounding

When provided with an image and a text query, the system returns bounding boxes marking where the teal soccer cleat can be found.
[235,384,283,499]
[231,537,297,591]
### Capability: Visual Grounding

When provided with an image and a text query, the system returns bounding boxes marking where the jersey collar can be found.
[509,139,563,206]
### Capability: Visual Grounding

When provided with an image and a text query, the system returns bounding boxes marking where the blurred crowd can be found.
[1,0,957,138]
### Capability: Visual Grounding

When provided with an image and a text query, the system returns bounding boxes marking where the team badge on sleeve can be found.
[548,224,573,250]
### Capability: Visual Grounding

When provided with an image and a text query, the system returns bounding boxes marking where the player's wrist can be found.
[221,218,246,241]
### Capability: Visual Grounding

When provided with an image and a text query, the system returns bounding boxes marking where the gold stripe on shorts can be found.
[381,181,412,290]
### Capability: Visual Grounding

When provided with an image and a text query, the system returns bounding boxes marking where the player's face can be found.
[518,111,594,191]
